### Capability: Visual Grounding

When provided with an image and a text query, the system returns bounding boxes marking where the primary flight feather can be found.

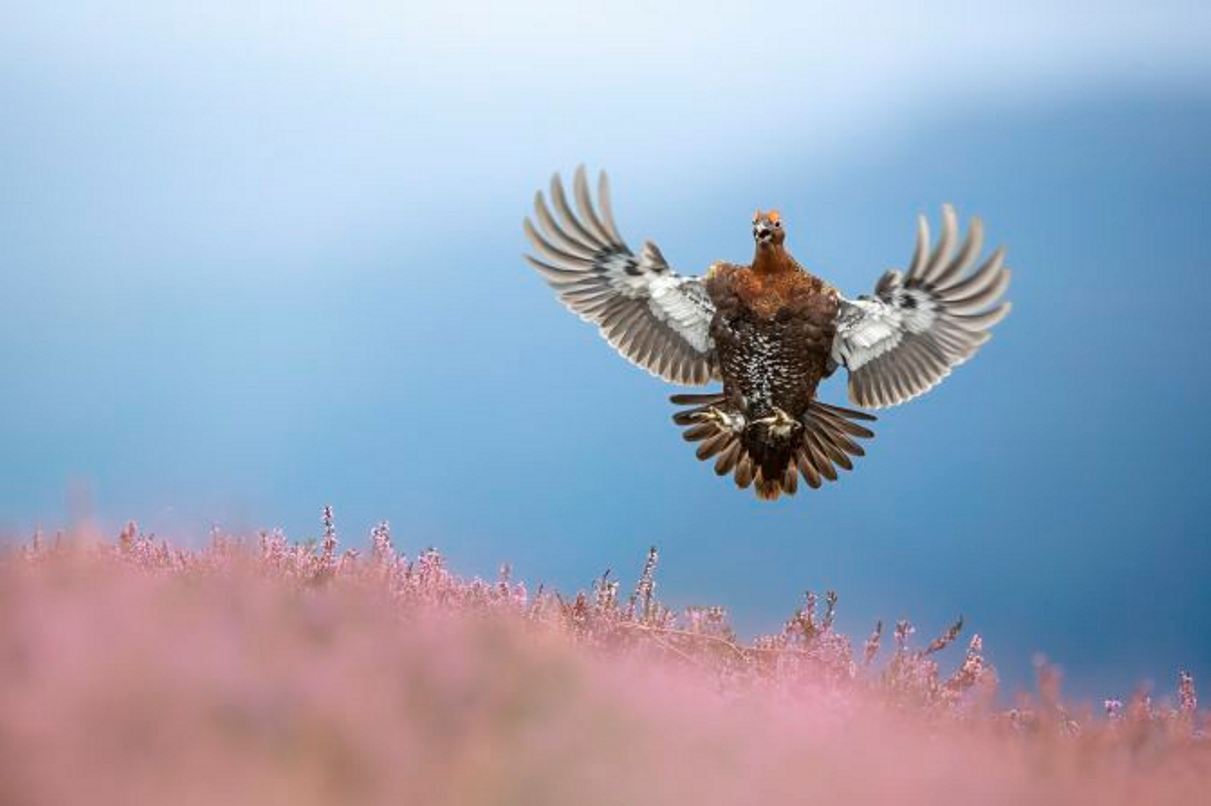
[523,167,1012,500]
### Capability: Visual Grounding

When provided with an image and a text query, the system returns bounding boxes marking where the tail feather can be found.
[672,393,727,426]
[671,394,877,500]
[670,393,727,406]
[695,431,732,460]
[735,454,755,489]
[797,451,823,489]
[811,402,877,439]
[755,471,782,501]
[802,435,839,481]
[713,441,743,475]
[807,422,853,470]
[682,422,716,442]
[781,464,799,496]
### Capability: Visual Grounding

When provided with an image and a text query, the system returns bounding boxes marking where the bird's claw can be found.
[691,406,747,434]
[751,407,799,437]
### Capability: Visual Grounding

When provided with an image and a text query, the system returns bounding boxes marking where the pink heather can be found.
[0,509,1207,805]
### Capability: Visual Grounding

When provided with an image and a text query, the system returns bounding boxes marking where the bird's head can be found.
[752,210,785,248]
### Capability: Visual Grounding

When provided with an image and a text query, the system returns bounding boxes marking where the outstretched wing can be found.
[830,205,1012,408]
[523,166,717,386]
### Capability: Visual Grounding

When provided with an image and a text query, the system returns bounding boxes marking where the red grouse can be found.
[523,167,1012,500]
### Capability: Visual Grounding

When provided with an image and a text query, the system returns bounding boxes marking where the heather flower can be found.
[923,616,963,656]
[370,521,394,564]
[628,545,659,624]
[945,634,991,700]
[319,504,338,571]
[863,620,883,667]
[1179,671,1197,716]
[3,521,1208,806]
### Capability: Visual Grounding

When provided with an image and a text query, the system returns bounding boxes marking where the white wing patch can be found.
[523,167,717,386]
[646,273,714,354]
[831,205,1012,408]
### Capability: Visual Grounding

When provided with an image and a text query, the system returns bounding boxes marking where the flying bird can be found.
[523,167,1012,500]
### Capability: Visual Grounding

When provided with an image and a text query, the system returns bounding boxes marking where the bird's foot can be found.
[751,407,799,438]
[692,406,747,434]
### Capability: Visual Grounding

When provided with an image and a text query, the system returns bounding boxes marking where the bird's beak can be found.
[754,225,773,243]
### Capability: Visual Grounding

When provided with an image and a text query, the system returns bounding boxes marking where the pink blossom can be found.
[0,513,1207,805]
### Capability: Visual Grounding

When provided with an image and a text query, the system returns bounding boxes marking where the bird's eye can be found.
[774,220,782,228]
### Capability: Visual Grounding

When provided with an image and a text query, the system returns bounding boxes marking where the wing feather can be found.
[523,167,717,386]
[831,206,1012,408]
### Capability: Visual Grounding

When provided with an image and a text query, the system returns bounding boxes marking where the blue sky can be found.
[2,2,1210,696]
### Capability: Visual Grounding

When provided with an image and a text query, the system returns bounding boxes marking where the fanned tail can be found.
[670,394,877,501]
[793,401,878,493]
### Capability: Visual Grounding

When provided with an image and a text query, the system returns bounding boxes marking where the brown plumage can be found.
[679,210,871,500]
[522,167,1011,501]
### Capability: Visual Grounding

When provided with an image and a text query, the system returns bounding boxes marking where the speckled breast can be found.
[707,269,838,419]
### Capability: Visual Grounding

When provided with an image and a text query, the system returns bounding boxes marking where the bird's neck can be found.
[751,244,795,275]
